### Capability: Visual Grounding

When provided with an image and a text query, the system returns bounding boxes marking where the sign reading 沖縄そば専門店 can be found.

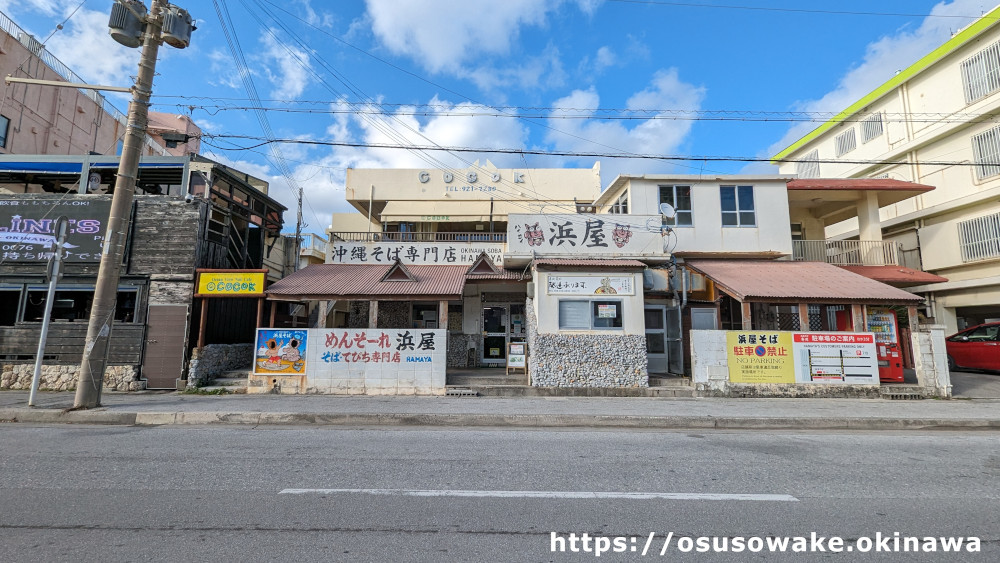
[329,242,504,266]
[546,275,635,295]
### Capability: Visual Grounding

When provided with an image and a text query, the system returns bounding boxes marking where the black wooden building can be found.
[0,155,286,389]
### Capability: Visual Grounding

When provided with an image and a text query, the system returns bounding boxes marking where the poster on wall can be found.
[547,275,635,295]
[726,331,878,385]
[508,343,526,368]
[254,329,308,375]
[726,331,795,384]
[0,198,111,263]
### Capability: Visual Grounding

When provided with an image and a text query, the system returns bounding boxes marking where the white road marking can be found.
[278,488,799,501]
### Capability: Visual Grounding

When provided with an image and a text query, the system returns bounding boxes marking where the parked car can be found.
[946,322,1000,371]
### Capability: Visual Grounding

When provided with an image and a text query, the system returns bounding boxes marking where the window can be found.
[20,288,140,323]
[658,185,692,226]
[860,113,885,143]
[0,289,19,325]
[0,115,9,149]
[834,128,857,156]
[558,299,623,330]
[609,191,629,214]
[720,185,756,227]
[961,39,1000,104]
[796,150,820,178]
[972,124,1000,180]
[948,324,1000,342]
[958,210,1000,263]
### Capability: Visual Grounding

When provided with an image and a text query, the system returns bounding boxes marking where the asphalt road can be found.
[950,370,1000,398]
[1,425,998,562]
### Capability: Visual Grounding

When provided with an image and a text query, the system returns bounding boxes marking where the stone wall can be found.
[348,301,369,328]
[526,298,648,387]
[376,302,409,329]
[447,333,478,367]
[187,343,255,387]
[1,364,143,392]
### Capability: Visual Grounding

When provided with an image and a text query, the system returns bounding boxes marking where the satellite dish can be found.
[659,202,676,219]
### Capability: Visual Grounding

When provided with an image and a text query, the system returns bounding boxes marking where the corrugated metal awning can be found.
[685,260,923,303]
[266,263,468,300]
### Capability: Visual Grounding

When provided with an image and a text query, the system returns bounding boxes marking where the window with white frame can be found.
[835,128,857,157]
[720,185,756,227]
[609,191,629,214]
[0,115,9,149]
[558,299,624,330]
[958,211,1000,263]
[972,124,1000,180]
[796,149,820,178]
[860,113,884,144]
[658,185,692,226]
[961,39,1000,104]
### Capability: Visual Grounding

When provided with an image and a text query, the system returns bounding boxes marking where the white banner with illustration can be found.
[254,328,446,394]
[546,275,635,295]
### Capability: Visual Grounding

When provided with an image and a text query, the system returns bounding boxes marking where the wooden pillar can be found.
[368,300,379,329]
[256,298,264,328]
[438,300,449,331]
[741,301,753,330]
[907,305,919,331]
[798,303,810,332]
[316,300,328,328]
[268,301,276,328]
[197,298,208,348]
[851,304,865,332]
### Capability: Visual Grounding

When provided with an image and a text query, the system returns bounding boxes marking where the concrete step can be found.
[447,374,529,386]
[649,376,692,387]
[198,376,248,394]
[880,384,927,400]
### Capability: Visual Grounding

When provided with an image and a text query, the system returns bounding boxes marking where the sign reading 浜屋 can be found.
[507,213,666,257]
[546,275,635,295]
[726,331,879,385]
[0,198,110,262]
[330,242,504,266]
[196,271,267,297]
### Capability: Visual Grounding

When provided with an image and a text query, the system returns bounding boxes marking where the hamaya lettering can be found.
[515,220,633,249]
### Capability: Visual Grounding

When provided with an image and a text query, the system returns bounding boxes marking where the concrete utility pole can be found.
[75,0,192,408]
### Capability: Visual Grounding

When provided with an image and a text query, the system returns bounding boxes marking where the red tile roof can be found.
[839,265,948,287]
[787,178,934,192]
[267,264,468,299]
[533,259,647,269]
[685,260,924,303]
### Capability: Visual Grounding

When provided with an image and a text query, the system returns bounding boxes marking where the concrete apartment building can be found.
[773,5,1000,335]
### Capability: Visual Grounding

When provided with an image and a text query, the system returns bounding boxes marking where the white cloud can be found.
[297,0,335,28]
[468,44,567,94]
[365,0,581,74]
[544,68,706,181]
[761,0,984,167]
[259,31,314,100]
[0,0,58,17]
[577,45,617,77]
[43,9,139,87]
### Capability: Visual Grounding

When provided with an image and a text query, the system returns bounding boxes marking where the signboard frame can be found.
[194,268,268,298]
[507,341,527,376]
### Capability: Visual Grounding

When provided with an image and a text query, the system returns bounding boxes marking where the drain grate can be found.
[882,393,925,400]
[445,387,479,397]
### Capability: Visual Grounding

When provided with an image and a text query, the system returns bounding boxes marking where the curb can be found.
[4,408,1000,430]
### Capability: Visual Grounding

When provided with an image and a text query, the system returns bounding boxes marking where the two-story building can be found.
[772,4,1000,335]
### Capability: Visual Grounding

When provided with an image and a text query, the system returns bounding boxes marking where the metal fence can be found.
[329,231,508,243]
[958,211,1000,263]
[792,240,901,266]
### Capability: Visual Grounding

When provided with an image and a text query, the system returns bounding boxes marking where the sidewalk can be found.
[3,390,1000,430]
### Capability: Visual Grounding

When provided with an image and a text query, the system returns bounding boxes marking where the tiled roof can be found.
[267,264,467,299]
[839,265,948,287]
[787,178,934,192]
[533,259,647,269]
[685,260,924,303]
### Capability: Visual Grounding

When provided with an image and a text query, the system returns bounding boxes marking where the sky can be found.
[0,0,993,233]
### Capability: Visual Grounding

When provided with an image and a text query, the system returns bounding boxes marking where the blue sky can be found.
[0,0,990,231]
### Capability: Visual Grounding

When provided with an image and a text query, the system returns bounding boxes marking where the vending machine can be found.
[866,307,903,383]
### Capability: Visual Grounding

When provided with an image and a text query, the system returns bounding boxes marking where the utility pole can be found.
[74,0,193,408]
[294,186,303,271]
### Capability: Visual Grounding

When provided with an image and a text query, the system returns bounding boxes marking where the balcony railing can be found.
[792,240,901,266]
[299,233,328,255]
[329,231,507,243]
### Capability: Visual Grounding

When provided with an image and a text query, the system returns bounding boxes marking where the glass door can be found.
[645,306,667,374]
[482,305,508,366]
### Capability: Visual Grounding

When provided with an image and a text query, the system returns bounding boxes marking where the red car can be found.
[946,322,1000,371]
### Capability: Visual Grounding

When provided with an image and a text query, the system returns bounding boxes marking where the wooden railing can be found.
[792,240,901,266]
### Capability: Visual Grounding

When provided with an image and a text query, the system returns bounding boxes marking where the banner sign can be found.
[726,331,878,385]
[254,329,308,375]
[508,342,526,368]
[547,275,635,295]
[196,271,267,297]
[0,198,110,262]
[508,213,666,257]
[330,242,504,266]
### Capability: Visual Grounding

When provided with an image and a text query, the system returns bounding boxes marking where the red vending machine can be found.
[866,307,903,383]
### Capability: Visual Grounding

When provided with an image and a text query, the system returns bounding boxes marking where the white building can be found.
[772,4,1000,334]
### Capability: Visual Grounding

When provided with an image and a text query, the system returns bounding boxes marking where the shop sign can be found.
[508,213,665,256]
[254,329,308,375]
[726,331,878,385]
[330,242,504,266]
[547,275,635,295]
[197,271,266,296]
[508,342,526,368]
[0,198,110,263]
